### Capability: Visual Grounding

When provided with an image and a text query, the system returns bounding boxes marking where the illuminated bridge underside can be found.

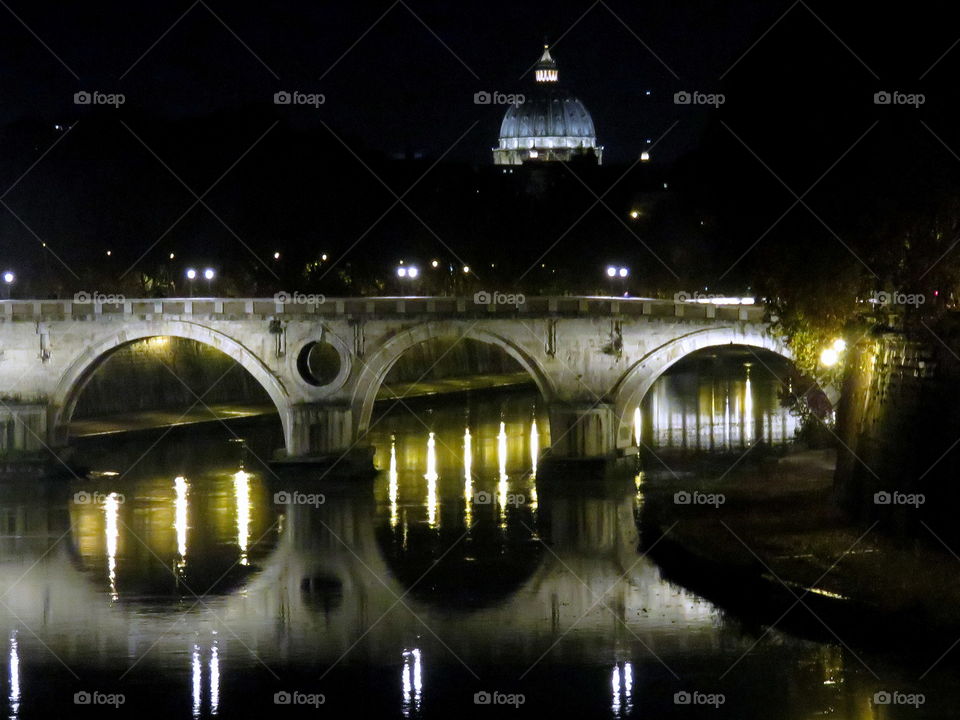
[0,297,789,466]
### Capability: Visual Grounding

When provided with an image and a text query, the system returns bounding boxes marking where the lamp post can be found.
[186,268,196,297]
[204,268,215,296]
[605,265,629,295]
[2,271,14,299]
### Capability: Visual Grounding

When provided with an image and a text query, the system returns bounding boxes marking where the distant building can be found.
[493,46,603,166]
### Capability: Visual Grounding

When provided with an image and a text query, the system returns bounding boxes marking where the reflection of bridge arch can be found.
[612,327,794,446]
[49,321,291,449]
[351,322,555,436]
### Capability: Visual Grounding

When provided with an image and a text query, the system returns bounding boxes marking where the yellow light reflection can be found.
[633,406,642,446]
[174,476,188,571]
[744,366,753,444]
[389,439,399,529]
[425,432,438,529]
[498,421,508,526]
[234,470,250,565]
[401,648,423,717]
[105,492,120,601]
[463,427,473,528]
[529,419,539,512]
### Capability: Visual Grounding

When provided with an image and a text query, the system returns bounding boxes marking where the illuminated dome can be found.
[493,46,603,165]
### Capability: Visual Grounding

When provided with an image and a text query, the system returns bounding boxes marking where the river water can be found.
[0,356,951,717]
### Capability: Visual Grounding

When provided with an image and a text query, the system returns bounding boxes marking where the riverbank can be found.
[69,372,533,438]
[641,447,960,653]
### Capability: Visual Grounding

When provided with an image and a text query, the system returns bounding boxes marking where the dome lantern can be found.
[535,45,558,83]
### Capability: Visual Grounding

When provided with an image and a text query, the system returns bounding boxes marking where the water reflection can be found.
[0,387,941,717]
[639,350,798,451]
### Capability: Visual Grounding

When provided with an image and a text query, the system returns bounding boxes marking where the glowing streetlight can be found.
[820,347,839,368]
[606,266,617,277]
[431,259,439,268]
[273,251,281,260]
[463,265,470,274]
[832,338,847,353]
[203,268,215,281]
[618,267,629,278]
[407,266,419,278]
[186,268,197,280]
[2,270,13,299]
[397,267,407,278]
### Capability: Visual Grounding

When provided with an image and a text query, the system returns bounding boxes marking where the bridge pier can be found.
[280,403,374,473]
[0,403,50,454]
[542,402,621,470]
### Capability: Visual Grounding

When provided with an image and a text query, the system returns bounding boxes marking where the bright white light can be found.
[820,347,839,367]
[2,271,13,284]
[273,251,280,259]
[203,268,215,280]
[618,267,628,278]
[463,266,470,274]
[407,266,419,279]
[832,338,847,353]
[640,151,650,161]
[397,267,407,278]
[431,259,439,268]
[606,266,617,277]
[321,253,328,261]
[169,252,175,260]
[186,268,197,280]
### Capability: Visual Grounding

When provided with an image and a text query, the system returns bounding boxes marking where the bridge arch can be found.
[50,321,292,449]
[351,321,554,437]
[611,326,793,448]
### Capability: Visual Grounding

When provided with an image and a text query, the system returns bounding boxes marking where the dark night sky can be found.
[3,1,960,296]
[1,0,928,165]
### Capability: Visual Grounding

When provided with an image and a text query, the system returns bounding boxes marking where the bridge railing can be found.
[0,297,766,323]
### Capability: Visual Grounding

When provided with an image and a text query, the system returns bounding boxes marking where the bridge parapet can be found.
[0,296,766,323]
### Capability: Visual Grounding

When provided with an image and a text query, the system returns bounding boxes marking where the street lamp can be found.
[2,271,14,299]
[204,268,215,295]
[186,268,196,297]
[605,265,630,295]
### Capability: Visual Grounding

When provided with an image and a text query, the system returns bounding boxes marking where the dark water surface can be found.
[0,379,952,718]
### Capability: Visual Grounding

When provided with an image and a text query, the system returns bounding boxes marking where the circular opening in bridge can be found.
[297,341,342,387]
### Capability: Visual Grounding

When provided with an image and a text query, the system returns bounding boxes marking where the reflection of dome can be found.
[493,46,603,165]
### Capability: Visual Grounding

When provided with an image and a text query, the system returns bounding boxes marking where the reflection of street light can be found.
[186,268,196,297]
[2,271,14,299]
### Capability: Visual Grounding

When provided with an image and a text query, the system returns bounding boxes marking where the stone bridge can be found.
[0,296,789,467]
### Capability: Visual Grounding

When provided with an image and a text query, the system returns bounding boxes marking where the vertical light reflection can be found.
[463,428,473,529]
[174,476,188,573]
[724,390,731,449]
[401,648,422,717]
[389,439,399,529]
[744,365,754,445]
[105,492,120,601]
[529,419,539,512]
[425,433,438,529]
[497,421,508,526]
[209,642,220,715]
[633,406,642,447]
[192,644,202,719]
[9,631,20,719]
[611,662,634,718]
[234,470,250,566]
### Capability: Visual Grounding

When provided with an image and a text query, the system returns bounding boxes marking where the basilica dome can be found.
[493,46,602,165]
